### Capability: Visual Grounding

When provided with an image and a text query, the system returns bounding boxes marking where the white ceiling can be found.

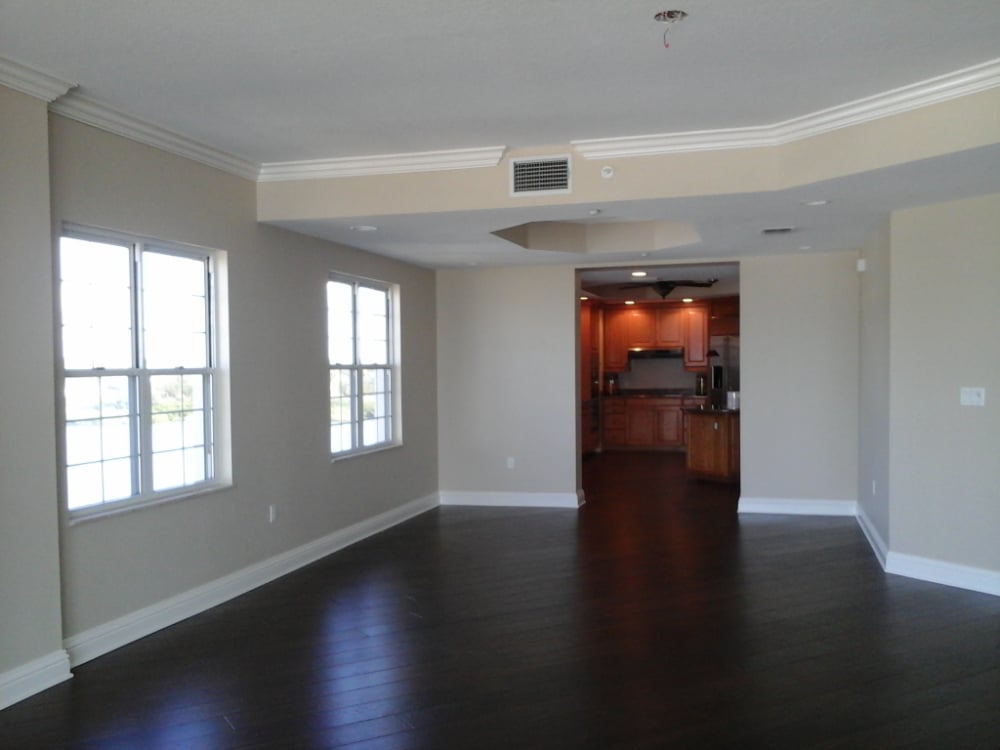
[2,1,999,268]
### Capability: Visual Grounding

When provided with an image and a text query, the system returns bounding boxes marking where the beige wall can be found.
[48,116,439,635]
[741,252,860,503]
[437,265,578,497]
[437,253,863,512]
[889,194,1000,570]
[0,88,66,680]
[857,221,892,547]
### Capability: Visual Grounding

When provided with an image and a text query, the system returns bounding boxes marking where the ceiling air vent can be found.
[510,156,571,196]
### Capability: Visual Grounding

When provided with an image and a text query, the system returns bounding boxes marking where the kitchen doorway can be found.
[576,262,740,505]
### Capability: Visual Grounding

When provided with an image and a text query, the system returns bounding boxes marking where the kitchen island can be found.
[684,409,740,482]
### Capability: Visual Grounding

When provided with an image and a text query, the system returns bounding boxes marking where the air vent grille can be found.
[511,156,571,195]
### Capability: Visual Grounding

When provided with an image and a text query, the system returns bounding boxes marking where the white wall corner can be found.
[855,507,889,569]
[63,493,439,667]
[885,552,1000,598]
[738,497,859,517]
[0,650,72,711]
[439,491,581,509]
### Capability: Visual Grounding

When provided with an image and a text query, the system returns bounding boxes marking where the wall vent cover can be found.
[510,156,571,195]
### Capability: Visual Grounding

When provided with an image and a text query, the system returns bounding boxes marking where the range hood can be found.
[627,348,684,360]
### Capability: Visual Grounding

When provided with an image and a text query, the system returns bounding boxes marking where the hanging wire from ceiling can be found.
[655,10,689,48]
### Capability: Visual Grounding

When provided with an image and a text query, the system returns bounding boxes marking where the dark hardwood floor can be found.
[3,451,998,748]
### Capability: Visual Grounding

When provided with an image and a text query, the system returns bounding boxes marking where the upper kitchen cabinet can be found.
[601,302,710,372]
[655,307,684,348]
[709,295,740,336]
[625,306,656,348]
[682,305,709,371]
[603,306,630,372]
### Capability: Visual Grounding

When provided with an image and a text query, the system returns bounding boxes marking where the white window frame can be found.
[57,225,231,520]
[327,273,400,458]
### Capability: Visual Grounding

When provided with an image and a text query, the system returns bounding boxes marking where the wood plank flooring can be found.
[2,451,998,748]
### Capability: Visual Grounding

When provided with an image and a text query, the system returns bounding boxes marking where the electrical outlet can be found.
[506,456,515,469]
[959,387,986,407]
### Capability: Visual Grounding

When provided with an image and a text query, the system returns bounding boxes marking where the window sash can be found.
[59,229,220,513]
[328,277,396,455]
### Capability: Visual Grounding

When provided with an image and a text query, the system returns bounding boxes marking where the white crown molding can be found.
[7,52,996,180]
[772,57,1000,144]
[0,56,75,102]
[573,58,1000,160]
[49,92,260,181]
[258,145,507,182]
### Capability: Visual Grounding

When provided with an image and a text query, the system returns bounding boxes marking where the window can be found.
[327,275,398,455]
[58,228,228,514]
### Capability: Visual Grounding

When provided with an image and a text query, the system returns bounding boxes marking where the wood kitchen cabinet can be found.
[625,401,656,446]
[656,402,683,445]
[602,302,710,372]
[603,307,629,372]
[709,295,740,336]
[602,398,626,448]
[682,305,709,370]
[655,307,684,348]
[625,307,656,348]
[604,397,685,449]
[686,411,740,481]
[581,400,600,454]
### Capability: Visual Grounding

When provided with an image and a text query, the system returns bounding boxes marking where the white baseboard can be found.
[439,491,582,509]
[0,650,72,711]
[738,496,858,517]
[64,493,439,667]
[885,551,1000,597]
[745,498,999,598]
[855,507,889,568]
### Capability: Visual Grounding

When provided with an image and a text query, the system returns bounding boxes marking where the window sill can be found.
[330,441,402,464]
[66,481,233,526]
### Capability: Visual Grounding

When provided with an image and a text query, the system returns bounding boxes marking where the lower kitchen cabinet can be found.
[603,396,688,450]
[602,398,627,448]
[685,411,740,481]
[581,400,600,454]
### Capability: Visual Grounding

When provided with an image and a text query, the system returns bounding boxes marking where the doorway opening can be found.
[576,262,740,506]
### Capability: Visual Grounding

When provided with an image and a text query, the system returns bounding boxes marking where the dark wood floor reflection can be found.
[3,452,999,748]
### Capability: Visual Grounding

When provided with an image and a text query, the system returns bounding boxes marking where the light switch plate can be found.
[959,387,986,407]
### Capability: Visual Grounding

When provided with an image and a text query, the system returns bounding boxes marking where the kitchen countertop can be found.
[683,407,740,414]
[605,389,702,398]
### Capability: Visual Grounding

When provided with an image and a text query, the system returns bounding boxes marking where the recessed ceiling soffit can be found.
[492,220,700,254]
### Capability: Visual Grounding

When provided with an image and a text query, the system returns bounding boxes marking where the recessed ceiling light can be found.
[588,209,601,216]
[579,295,589,301]
[682,297,694,303]
[799,245,813,251]
[801,200,830,207]
[349,224,377,232]
[624,300,636,305]
[631,271,648,278]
